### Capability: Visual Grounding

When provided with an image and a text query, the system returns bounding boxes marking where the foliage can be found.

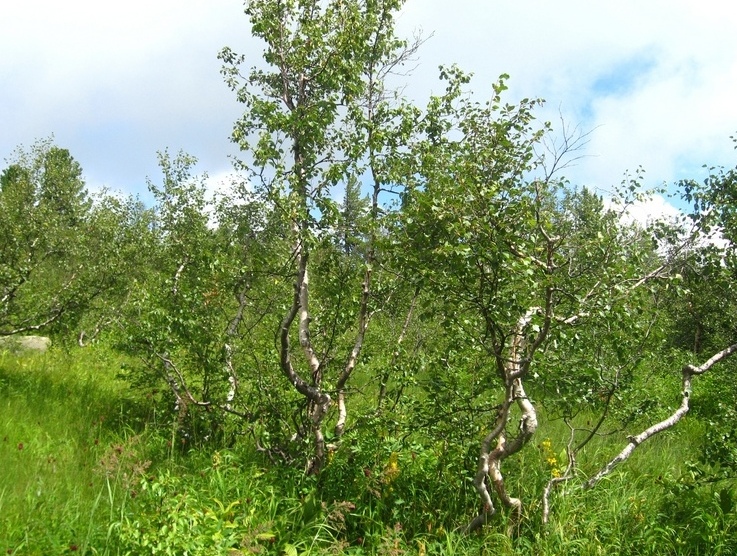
[4,0,737,548]
[218,0,421,473]
[390,65,672,529]
[115,150,289,449]
[5,347,737,554]
[0,139,93,336]
[0,139,155,345]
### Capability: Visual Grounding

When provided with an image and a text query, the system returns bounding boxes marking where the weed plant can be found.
[0,346,151,554]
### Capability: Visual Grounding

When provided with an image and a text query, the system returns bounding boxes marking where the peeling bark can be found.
[298,266,322,379]
[493,378,538,533]
[467,308,542,534]
[279,232,331,473]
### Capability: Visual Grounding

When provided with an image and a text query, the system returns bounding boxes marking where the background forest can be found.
[2,1,737,554]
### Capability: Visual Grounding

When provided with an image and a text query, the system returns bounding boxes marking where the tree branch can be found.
[585,341,737,488]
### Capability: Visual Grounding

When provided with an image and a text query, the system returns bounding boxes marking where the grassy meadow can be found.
[1,345,736,555]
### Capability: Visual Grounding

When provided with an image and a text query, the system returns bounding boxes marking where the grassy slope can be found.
[0,347,144,554]
[1,346,736,555]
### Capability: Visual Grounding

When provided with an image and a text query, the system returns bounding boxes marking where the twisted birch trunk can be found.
[467,309,541,534]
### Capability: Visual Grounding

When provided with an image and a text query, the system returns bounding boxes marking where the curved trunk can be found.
[467,376,538,534]
[467,308,541,533]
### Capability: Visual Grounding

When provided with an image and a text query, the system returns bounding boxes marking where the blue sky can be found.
[590,52,658,100]
[1,0,736,216]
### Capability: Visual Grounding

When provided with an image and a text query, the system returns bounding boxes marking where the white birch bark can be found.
[278,225,332,472]
[298,266,321,379]
[467,308,542,533]
[222,285,248,411]
[334,263,372,437]
[585,341,737,489]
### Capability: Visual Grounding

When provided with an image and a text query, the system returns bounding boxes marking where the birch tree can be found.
[116,151,283,447]
[219,0,419,473]
[585,146,737,488]
[397,69,673,532]
[0,139,98,337]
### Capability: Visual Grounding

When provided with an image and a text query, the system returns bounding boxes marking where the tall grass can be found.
[1,345,736,554]
[0,346,144,554]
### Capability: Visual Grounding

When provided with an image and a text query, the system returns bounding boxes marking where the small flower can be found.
[383,452,400,484]
[540,438,565,478]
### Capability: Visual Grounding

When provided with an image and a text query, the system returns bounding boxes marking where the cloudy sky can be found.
[2,0,736,209]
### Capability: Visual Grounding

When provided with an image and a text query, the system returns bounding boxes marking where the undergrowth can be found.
[1,345,736,554]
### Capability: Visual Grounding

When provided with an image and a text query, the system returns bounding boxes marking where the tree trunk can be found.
[467,309,541,534]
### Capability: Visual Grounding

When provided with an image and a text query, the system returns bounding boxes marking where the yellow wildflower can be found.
[383,452,400,484]
[540,438,565,478]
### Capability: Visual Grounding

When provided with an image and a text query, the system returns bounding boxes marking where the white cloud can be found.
[1,0,251,193]
[204,169,252,200]
[2,0,736,201]
[396,0,737,191]
[604,194,731,253]
[610,194,684,228]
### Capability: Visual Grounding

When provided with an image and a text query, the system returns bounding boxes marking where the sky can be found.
[2,0,736,212]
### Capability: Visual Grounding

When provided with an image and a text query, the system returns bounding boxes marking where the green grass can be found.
[1,344,736,554]
[0,346,146,554]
